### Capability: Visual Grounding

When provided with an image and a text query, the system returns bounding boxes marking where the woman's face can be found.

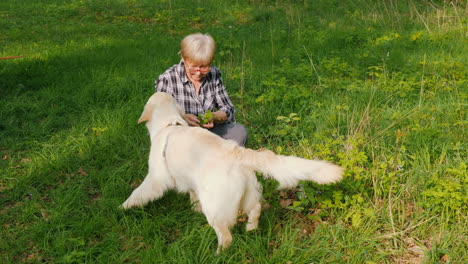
[184,60,210,82]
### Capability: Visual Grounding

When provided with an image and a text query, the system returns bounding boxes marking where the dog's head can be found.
[138,92,188,132]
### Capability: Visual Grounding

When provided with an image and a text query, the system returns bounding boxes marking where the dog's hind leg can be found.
[199,168,242,253]
[241,174,263,231]
[245,201,261,231]
[213,223,233,255]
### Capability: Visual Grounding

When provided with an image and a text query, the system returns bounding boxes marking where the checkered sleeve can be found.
[213,70,235,122]
[155,75,169,93]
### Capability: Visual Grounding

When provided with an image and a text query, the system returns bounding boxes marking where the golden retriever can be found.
[122,92,343,253]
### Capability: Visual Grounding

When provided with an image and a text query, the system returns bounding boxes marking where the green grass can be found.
[1,0,467,263]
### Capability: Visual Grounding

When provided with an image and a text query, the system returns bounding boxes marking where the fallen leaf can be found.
[2,153,9,160]
[279,199,293,208]
[404,237,416,247]
[77,167,88,176]
[408,246,425,256]
[89,193,101,202]
[237,215,248,223]
[440,254,449,262]
[41,210,50,221]
[130,178,142,189]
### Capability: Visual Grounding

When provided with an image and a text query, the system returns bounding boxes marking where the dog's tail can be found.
[238,148,343,189]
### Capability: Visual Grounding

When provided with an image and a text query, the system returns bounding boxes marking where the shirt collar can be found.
[177,60,190,84]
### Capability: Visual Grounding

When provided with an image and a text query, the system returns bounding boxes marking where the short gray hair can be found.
[180,33,215,65]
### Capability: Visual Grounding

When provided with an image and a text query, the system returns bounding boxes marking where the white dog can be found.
[122,92,343,253]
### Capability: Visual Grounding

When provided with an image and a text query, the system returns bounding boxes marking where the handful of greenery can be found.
[197,110,213,125]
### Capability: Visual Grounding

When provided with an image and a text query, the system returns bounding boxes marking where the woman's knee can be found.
[230,123,248,146]
[210,123,248,146]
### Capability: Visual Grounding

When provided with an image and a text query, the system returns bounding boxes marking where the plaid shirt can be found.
[154,60,235,122]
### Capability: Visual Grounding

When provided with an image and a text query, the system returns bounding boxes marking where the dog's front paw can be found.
[121,199,137,209]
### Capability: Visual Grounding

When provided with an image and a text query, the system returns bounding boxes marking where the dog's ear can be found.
[138,104,153,124]
[137,114,148,124]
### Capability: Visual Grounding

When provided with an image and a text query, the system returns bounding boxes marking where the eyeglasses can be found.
[185,61,211,74]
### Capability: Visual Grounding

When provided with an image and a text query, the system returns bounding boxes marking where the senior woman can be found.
[155,33,247,146]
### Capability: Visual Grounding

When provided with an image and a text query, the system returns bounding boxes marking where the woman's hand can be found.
[184,111,227,128]
[212,110,227,124]
[184,114,201,127]
[202,121,214,129]
[201,110,226,128]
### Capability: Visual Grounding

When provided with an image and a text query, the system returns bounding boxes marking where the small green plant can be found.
[420,162,467,216]
[198,110,213,125]
[274,113,301,140]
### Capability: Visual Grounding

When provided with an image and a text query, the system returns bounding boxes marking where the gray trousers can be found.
[209,122,248,146]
